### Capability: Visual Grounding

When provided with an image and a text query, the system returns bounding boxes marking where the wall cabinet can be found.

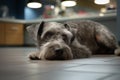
[0,22,24,45]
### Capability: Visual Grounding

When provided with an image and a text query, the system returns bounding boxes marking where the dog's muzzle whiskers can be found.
[38,39,73,60]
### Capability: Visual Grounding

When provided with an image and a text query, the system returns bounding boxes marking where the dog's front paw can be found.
[115,48,120,56]
[28,52,41,60]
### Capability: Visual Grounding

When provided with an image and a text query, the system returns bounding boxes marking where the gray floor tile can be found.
[21,71,110,80]
[65,64,120,73]
[102,74,120,80]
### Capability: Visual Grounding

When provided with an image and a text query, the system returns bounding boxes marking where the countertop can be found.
[0,13,116,24]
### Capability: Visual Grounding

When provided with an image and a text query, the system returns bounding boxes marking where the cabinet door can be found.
[5,23,24,45]
[0,23,5,45]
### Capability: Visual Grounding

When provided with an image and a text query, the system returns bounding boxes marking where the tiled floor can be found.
[0,47,120,80]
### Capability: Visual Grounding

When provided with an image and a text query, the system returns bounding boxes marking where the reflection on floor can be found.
[0,47,120,80]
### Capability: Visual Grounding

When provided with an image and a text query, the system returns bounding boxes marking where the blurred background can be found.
[0,0,117,19]
[0,0,119,46]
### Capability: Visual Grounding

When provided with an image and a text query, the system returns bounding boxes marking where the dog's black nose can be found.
[55,48,63,56]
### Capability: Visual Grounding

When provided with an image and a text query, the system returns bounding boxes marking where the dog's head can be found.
[27,21,75,60]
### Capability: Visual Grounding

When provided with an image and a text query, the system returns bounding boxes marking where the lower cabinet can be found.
[0,23,5,45]
[0,22,24,45]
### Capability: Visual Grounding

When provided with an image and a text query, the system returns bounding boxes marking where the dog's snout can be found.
[55,48,63,56]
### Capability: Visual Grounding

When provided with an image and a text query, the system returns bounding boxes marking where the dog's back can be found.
[65,20,118,54]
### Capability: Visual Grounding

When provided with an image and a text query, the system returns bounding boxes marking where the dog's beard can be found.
[39,40,73,60]
[45,46,72,60]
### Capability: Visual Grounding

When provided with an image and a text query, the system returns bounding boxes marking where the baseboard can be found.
[0,44,35,47]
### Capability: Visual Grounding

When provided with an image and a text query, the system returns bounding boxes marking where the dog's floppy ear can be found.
[37,21,44,36]
[64,23,77,35]
[64,23,77,43]
[64,23,71,31]
[26,21,44,41]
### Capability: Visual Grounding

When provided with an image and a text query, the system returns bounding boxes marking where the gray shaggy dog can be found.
[27,20,120,60]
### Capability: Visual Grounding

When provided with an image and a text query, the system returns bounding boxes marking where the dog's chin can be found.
[45,55,72,60]
[45,55,66,60]
[43,50,73,60]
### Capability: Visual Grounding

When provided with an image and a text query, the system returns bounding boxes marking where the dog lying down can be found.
[27,20,120,60]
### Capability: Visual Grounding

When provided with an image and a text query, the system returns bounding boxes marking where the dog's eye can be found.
[62,34,68,42]
[45,32,54,37]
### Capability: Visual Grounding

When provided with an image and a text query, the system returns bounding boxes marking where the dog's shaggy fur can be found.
[27,20,120,60]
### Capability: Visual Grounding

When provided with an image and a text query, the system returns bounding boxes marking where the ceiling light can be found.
[27,1,42,8]
[99,13,104,16]
[94,0,110,5]
[61,0,76,7]
[100,8,107,13]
